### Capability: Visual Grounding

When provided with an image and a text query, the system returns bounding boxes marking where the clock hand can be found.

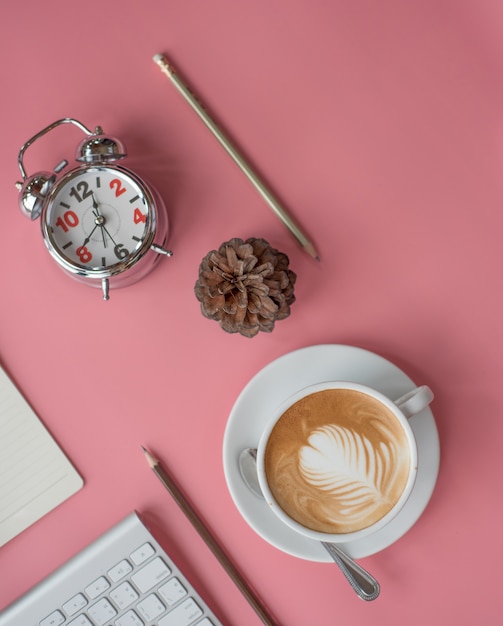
[90,194,126,257]
[94,217,108,248]
[91,191,100,211]
[91,203,108,249]
[98,225,108,248]
[102,224,118,247]
[80,224,98,247]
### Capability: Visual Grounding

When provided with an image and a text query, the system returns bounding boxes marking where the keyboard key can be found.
[130,542,155,565]
[40,610,65,626]
[158,598,203,626]
[197,620,216,626]
[108,559,133,582]
[88,597,117,626]
[62,593,87,616]
[110,581,139,610]
[85,576,110,599]
[114,610,144,626]
[137,593,165,621]
[131,557,171,593]
[158,577,188,606]
[67,616,93,626]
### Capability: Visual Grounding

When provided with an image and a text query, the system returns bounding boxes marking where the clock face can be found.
[44,166,155,274]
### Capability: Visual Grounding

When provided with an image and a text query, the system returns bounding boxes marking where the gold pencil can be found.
[153,53,320,261]
[142,446,278,626]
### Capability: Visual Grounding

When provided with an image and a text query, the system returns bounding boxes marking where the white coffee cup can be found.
[256,381,433,544]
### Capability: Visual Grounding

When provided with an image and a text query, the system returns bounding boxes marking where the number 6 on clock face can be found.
[45,166,153,272]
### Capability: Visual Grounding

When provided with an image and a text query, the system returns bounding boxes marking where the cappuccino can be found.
[264,388,411,534]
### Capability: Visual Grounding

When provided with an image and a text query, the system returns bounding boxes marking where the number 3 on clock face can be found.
[44,166,155,273]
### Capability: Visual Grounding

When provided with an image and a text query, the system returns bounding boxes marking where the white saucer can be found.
[222,344,440,561]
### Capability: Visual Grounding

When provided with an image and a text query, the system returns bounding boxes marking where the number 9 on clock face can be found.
[43,166,156,274]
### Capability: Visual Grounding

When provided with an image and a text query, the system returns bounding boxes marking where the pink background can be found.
[1,1,502,624]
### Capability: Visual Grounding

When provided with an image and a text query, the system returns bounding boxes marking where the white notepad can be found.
[0,365,83,546]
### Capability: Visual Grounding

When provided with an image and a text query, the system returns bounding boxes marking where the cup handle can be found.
[394,385,434,419]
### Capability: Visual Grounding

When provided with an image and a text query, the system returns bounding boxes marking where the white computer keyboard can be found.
[0,512,223,626]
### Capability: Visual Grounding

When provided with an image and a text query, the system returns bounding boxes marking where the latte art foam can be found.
[264,389,411,534]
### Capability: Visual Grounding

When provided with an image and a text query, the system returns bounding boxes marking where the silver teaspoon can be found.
[238,448,380,601]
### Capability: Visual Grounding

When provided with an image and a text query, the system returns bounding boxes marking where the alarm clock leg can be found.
[150,243,173,257]
[101,278,110,301]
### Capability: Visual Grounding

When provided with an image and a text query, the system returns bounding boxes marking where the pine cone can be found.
[195,237,296,337]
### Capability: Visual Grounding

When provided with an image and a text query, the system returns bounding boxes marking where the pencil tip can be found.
[304,242,320,262]
[142,446,158,468]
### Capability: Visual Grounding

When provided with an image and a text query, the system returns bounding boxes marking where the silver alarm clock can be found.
[16,118,172,300]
